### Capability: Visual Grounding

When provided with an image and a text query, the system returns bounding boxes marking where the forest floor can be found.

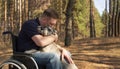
[0,37,120,69]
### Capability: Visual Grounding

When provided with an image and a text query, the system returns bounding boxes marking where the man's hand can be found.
[51,33,58,42]
[61,48,74,64]
[54,33,58,42]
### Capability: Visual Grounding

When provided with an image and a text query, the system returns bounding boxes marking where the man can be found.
[18,8,74,69]
[18,9,61,69]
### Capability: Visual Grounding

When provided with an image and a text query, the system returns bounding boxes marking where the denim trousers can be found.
[32,51,62,69]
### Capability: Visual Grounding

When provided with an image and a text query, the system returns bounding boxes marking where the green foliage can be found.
[0,0,106,39]
[94,8,105,37]
[74,0,104,38]
[101,10,109,24]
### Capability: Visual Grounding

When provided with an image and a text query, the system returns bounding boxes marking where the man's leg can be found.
[32,52,62,69]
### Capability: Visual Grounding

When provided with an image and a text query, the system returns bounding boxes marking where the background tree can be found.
[1,0,119,47]
[89,0,96,38]
[64,0,75,46]
[101,0,109,37]
[101,10,109,37]
[108,0,120,37]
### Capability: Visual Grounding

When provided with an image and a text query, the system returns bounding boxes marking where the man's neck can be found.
[39,18,43,26]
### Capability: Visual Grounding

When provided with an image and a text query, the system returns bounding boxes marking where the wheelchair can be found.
[0,31,44,69]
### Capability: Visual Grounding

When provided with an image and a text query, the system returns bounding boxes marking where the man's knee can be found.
[48,53,60,63]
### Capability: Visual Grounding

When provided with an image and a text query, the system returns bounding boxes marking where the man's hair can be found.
[42,8,59,19]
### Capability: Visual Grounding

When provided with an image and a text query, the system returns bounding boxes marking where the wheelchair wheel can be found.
[0,59,27,69]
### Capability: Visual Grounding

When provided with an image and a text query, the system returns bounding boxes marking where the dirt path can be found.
[0,48,12,63]
[0,37,120,69]
[64,37,120,69]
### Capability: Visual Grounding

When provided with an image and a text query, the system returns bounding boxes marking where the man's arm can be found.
[56,44,74,64]
[32,34,58,47]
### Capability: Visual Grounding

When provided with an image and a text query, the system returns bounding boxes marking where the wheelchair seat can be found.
[0,31,39,69]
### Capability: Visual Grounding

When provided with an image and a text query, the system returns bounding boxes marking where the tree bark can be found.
[115,0,119,36]
[65,0,75,46]
[108,0,112,37]
[89,0,96,38]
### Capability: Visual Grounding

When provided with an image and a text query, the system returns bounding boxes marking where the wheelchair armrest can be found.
[13,49,39,56]
[13,52,32,56]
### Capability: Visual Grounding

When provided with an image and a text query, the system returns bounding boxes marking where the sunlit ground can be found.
[64,37,120,69]
[0,37,120,69]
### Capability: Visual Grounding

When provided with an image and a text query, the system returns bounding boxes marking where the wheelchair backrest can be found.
[3,31,18,53]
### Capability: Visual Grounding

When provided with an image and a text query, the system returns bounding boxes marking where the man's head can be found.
[40,8,59,27]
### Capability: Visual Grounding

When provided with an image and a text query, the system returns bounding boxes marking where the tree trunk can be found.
[119,0,120,36]
[105,0,108,37]
[108,0,112,37]
[9,0,14,32]
[118,11,120,36]
[118,0,120,36]
[25,0,29,20]
[65,0,75,46]
[89,0,96,38]
[72,15,75,39]
[115,0,119,36]
[112,0,115,37]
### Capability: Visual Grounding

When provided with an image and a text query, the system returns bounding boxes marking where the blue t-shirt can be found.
[17,18,41,52]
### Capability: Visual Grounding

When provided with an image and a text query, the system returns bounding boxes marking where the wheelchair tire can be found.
[0,59,27,69]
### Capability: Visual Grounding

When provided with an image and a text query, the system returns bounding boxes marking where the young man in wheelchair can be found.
[18,8,77,69]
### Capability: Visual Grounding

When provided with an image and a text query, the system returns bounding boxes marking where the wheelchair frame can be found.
[0,31,39,69]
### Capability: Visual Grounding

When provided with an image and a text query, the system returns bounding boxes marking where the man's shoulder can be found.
[22,19,38,27]
[24,19,36,24]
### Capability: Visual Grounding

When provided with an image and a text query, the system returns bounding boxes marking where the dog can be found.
[38,26,78,69]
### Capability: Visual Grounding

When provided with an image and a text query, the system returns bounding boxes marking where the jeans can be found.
[32,52,62,69]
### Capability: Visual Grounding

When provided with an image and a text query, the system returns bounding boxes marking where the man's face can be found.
[40,17,57,27]
[43,17,57,27]
[48,18,57,27]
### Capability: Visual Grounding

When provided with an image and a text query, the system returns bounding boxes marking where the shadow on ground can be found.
[66,37,120,69]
